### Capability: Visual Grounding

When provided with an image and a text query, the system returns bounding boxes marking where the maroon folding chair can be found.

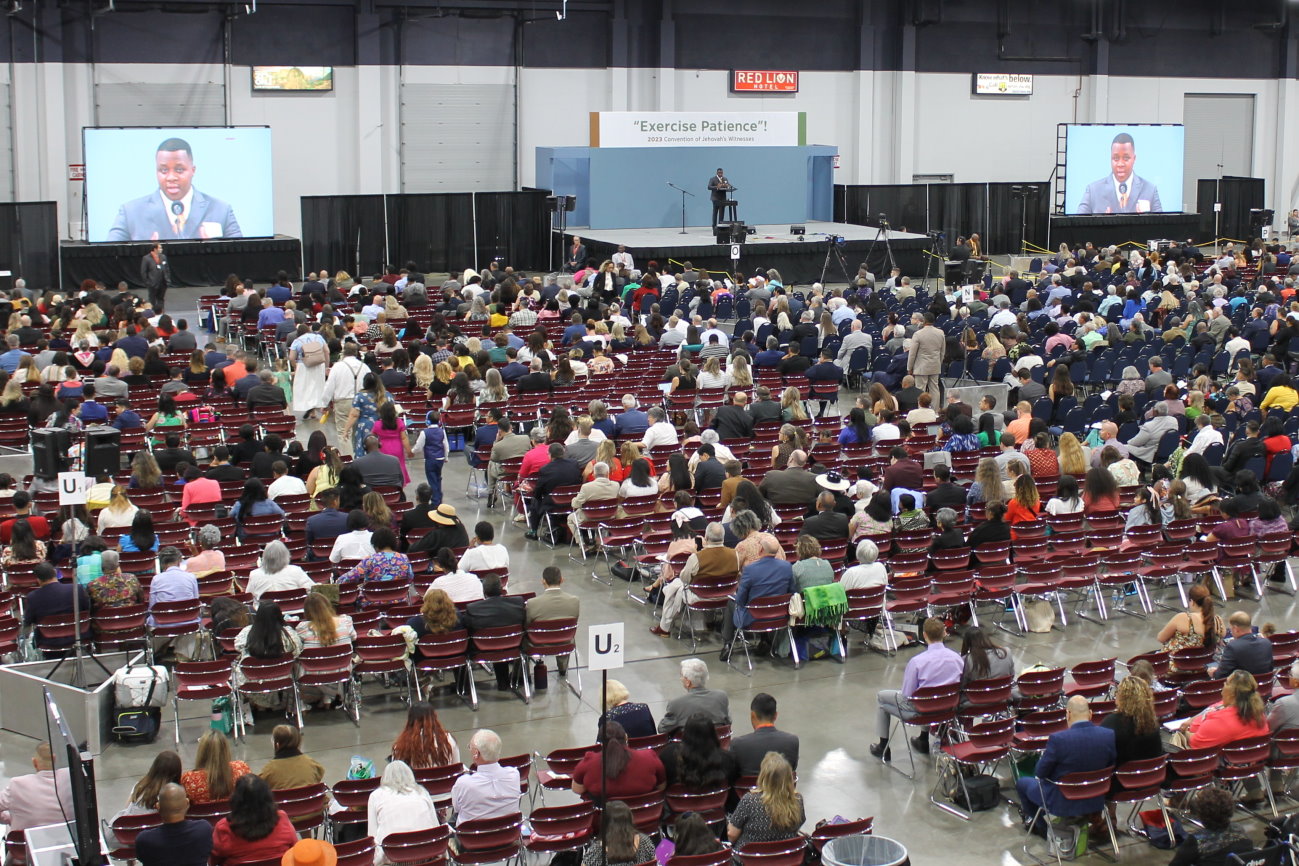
[384,824,452,866]
[524,617,581,698]
[449,812,523,866]
[413,629,478,709]
[172,658,236,745]
[1021,767,1117,864]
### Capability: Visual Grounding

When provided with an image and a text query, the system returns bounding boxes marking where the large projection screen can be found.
[1064,124,1185,215]
[84,126,273,242]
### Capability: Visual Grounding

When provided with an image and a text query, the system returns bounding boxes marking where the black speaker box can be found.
[84,428,122,477]
[30,429,71,477]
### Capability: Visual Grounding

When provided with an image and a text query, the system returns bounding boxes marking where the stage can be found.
[61,235,303,291]
[577,221,934,285]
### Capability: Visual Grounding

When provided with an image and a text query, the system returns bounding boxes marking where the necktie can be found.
[1119,182,1129,210]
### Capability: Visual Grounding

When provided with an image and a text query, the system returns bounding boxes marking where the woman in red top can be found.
[210,774,298,865]
[1082,465,1121,514]
[1024,432,1059,478]
[181,730,250,804]
[1260,416,1292,474]
[1183,670,1269,749]
[571,721,665,801]
[1005,475,1041,537]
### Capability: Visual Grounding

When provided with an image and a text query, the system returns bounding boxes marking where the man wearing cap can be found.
[409,504,470,555]
[134,783,212,866]
[801,490,850,543]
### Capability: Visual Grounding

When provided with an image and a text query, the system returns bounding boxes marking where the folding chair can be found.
[929,716,1015,820]
[1021,767,1117,866]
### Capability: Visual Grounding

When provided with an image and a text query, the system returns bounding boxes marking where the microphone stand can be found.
[667,183,695,235]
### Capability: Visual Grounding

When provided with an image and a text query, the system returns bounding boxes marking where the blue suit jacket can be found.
[106,189,243,242]
[1214,632,1274,679]
[734,556,794,627]
[1034,722,1116,816]
[1075,174,1163,215]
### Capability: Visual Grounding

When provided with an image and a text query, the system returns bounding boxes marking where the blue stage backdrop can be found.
[536,145,836,230]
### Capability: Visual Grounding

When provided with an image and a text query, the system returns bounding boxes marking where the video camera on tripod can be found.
[878,212,890,229]
[825,234,845,245]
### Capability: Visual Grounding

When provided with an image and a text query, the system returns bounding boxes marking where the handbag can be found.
[111,707,161,744]
[787,591,805,623]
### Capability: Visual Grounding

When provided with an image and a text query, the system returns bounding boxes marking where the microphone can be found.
[170,201,184,216]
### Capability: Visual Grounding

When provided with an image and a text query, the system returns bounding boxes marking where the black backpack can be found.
[951,774,1000,812]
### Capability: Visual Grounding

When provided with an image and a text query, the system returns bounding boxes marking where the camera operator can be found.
[949,236,973,263]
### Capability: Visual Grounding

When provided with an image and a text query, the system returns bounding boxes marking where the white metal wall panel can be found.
[95,82,226,128]
[400,82,514,192]
[1183,93,1254,210]
[0,83,13,201]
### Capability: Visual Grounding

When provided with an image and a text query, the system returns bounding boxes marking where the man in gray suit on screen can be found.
[105,137,242,242]
[1075,132,1163,215]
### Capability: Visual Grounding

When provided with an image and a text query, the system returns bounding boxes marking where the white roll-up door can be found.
[1183,94,1254,210]
[95,82,227,128]
[400,83,514,192]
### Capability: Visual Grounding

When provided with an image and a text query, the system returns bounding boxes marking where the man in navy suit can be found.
[106,137,242,242]
[1075,132,1163,215]
[1211,610,1274,678]
[612,395,649,437]
[1017,696,1116,836]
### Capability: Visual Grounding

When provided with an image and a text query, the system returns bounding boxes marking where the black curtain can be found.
[385,194,475,275]
[1196,176,1264,242]
[0,202,59,291]
[838,185,927,234]
[301,195,387,278]
[472,190,551,272]
[835,182,1049,257]
[61,238,302,290]
[985,182,1050,255]
[928,183,986,248]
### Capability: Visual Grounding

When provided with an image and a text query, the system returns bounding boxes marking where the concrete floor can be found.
[0,285,1290,865]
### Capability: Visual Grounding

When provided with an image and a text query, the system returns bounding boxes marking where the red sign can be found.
[731,70,799,93]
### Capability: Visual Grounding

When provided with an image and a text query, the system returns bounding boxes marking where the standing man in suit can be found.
[1211,611,1274,678]
[907,313,946,404]
[141,243,170,312]
[463,574,527,690]
[658,658,730,733]
[107,137,243,241]
[525,566,581,678]
[731,693,800,776]
[1075,132,1163,215]
[708,168,732,228]
[1016,696,1116,843]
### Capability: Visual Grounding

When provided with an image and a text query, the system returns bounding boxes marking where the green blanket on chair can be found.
[802,583,848,627]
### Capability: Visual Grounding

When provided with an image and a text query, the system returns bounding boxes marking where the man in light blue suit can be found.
[1075,132,1163,215]
[105,137,242,242]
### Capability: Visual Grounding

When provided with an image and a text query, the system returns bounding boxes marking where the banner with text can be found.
[590,111,806,148]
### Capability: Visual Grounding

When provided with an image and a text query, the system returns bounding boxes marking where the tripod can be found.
[865,219,898,277]
[45,578,112,689]
[819,236,853,285]
[920,231,947,294]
